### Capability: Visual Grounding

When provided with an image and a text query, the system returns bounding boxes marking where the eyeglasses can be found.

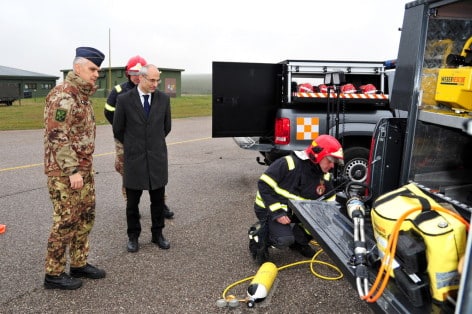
[143,75,161,84]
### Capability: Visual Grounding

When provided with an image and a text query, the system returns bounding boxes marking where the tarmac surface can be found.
[0,116,373,314]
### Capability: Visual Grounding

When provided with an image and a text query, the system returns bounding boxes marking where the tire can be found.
[263,151,289,165]
[342,147,370,183]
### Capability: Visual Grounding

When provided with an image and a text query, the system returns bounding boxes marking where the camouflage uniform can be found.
[44,71,97,276]
[114,138,125,176]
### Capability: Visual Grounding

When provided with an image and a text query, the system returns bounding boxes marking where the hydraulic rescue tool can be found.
[343,181,371,299]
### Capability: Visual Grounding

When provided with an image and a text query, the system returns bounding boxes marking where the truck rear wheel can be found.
[343,147,370,183]
[263,151,289,165]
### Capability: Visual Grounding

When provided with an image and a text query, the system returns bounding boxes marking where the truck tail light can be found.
[274,118,290,145]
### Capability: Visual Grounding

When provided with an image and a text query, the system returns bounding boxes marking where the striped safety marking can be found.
[296,117,319,140]
[295,92,388,99]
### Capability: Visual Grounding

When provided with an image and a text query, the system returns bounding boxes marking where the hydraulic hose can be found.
[345,181,371,298]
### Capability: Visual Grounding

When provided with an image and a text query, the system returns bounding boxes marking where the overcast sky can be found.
[2,0,409,79]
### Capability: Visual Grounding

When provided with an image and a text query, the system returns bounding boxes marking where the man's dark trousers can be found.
[126,187,165,238]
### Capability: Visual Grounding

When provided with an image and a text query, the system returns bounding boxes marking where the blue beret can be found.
[75,47,105,67]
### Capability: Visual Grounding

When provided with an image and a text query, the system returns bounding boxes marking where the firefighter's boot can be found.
[248,222,269,265]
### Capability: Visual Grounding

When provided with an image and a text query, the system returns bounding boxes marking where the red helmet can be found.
[359,84,377,94]
[341,83,357,94]
[298,83,314,93]
[305,135,344,164]
[318,84,334,93]
[125,55,147,77]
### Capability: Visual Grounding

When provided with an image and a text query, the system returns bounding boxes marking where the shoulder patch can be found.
[55,108,67,122]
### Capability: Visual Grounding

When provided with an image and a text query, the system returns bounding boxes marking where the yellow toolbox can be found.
[435,36,472,111]
[435,67,472,110]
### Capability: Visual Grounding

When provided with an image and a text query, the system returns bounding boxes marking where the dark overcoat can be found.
[113,87,171,190]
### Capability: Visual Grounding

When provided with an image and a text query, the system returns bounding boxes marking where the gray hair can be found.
[139,64,158,76]
[73,57,88,67]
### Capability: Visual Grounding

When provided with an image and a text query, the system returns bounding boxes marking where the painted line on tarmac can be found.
[0,137,211,173]
[168,137,211,145]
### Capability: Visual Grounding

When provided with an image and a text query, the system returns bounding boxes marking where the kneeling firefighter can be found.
[249,135,344,264]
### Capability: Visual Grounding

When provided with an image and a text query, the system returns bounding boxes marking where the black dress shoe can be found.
[152,234,170,249]
[44,273,82,290]
[164,204,174,219]
[127,237,139,253]
[70,263,106,279]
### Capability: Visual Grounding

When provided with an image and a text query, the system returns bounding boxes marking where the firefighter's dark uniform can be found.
[253,152,333,256]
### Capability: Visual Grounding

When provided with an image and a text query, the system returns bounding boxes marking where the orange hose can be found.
[363,203,468,303]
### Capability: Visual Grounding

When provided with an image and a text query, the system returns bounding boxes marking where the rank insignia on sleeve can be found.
[55,109,67,122]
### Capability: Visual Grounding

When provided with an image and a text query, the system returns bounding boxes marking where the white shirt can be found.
[137,87,151,107]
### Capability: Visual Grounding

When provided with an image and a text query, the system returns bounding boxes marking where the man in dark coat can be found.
[113,64,171,253]
[104,55,174,219]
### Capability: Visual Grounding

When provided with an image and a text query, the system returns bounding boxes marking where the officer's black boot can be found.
[44,273,82,290]
[70,263,106,279]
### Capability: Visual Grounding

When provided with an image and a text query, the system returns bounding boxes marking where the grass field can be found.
[0,95,211,131]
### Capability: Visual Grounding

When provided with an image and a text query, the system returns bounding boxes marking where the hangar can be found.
[0,65,59,99]
[60,66,185,98]
[0,64,184,102]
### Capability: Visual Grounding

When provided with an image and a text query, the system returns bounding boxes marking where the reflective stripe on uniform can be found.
[301,224,312,236]
[259,173,306,212]
[104,84,123,112]
[104,103,115,112]
[269,202,287,212]
[255,191,265,208]
[255,191,288,211]
[285,155,295,170]
[325,194,336,201]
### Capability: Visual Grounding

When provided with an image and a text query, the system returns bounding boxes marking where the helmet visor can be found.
[127,70,140,76]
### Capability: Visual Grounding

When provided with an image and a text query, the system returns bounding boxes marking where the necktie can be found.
[143,94,150,117]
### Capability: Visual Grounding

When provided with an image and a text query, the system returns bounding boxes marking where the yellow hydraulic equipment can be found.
[421,39,453,106]
[435,36,472,111]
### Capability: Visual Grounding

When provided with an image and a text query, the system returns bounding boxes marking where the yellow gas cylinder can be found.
[246,262,278,308]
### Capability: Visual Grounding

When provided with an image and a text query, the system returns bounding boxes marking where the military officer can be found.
[43,47,106,290]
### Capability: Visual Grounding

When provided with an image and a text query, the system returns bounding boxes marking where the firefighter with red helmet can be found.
[249,135,343,264]
[104,55,174,219]
[104,55,147,125]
